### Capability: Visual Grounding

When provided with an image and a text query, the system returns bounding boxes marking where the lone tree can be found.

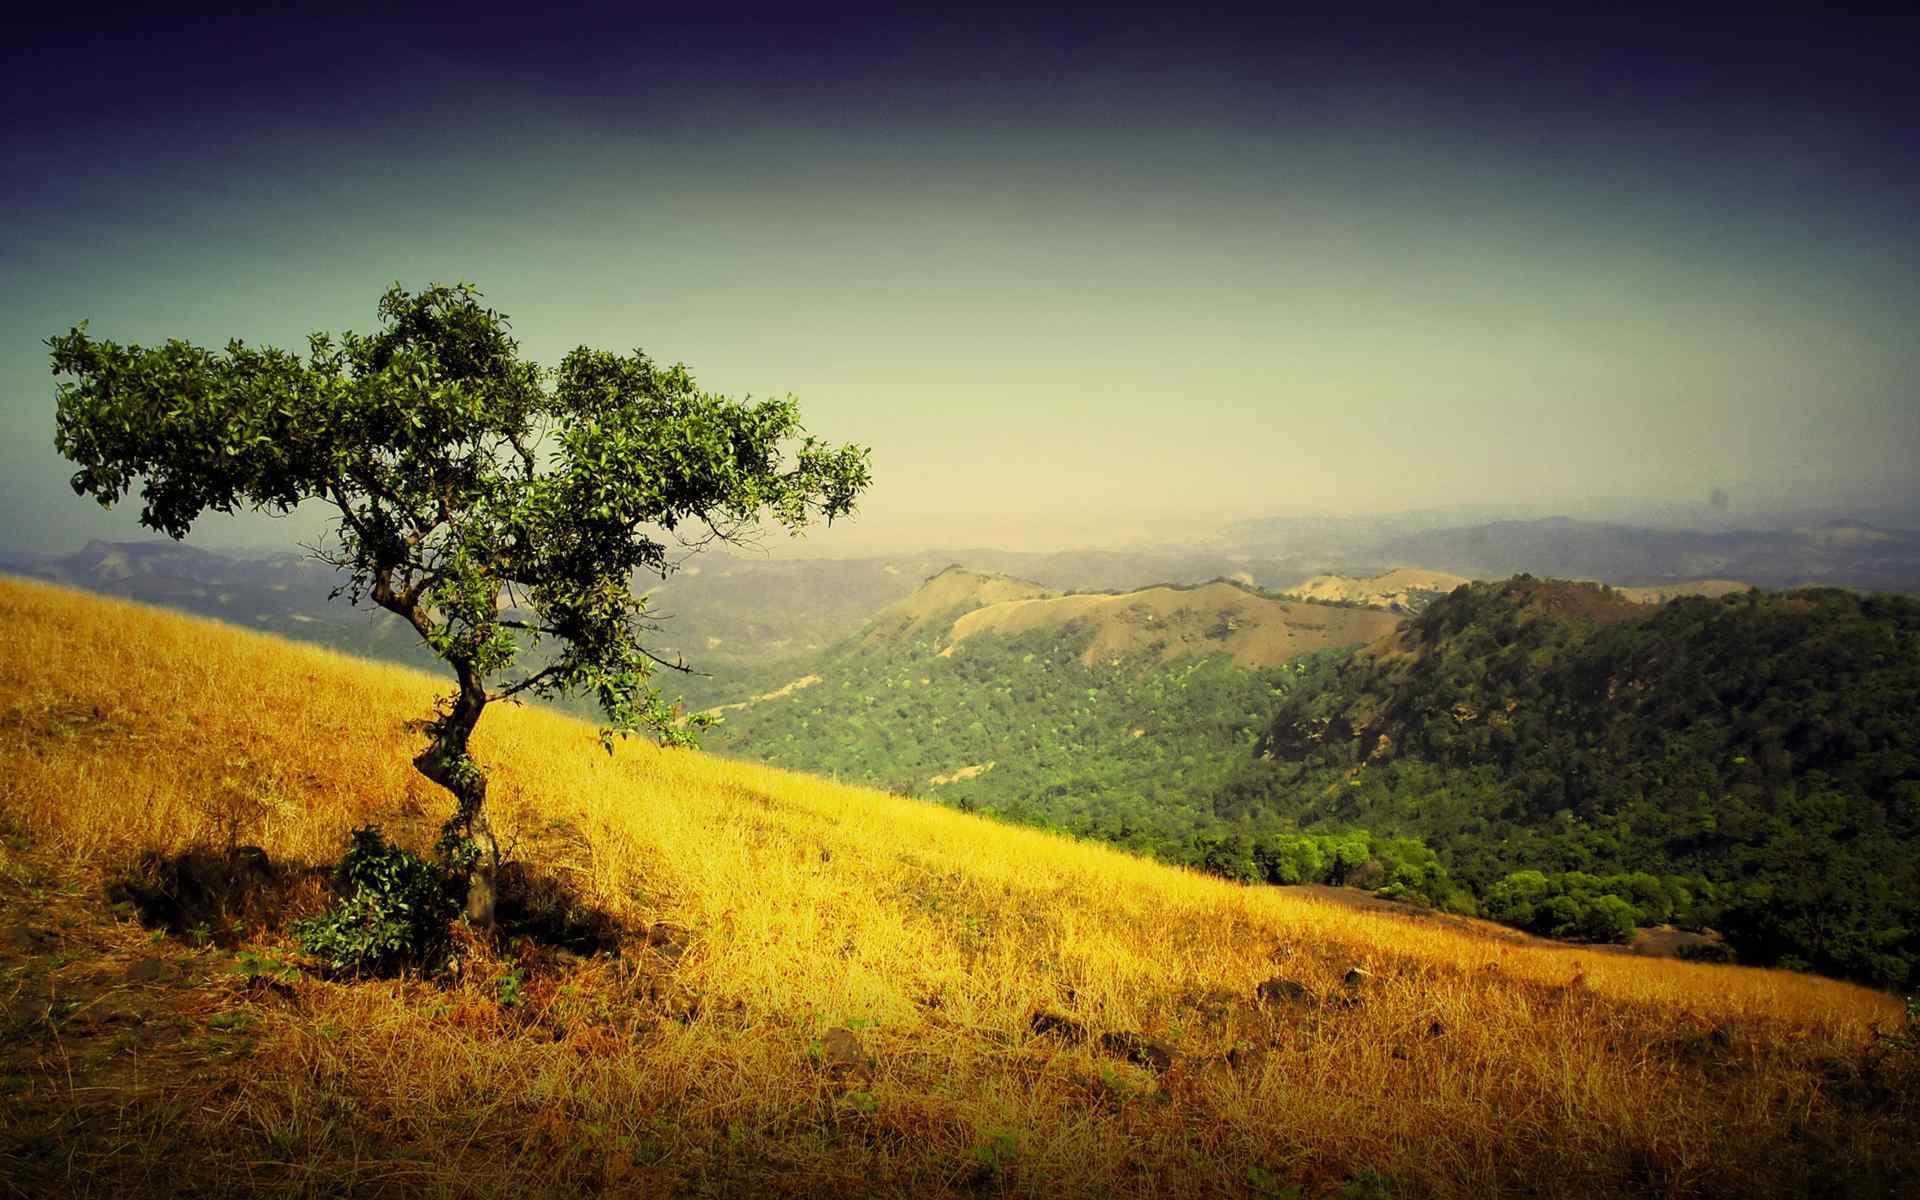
[50,283,871,925]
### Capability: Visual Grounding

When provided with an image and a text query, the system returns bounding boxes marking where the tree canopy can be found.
[50,282,871,925]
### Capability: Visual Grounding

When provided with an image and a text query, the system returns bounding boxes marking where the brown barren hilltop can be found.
[949,581,1402,668]
[1,575,1916,1199]
[861,566,1059,645]
[1616,579,1755,604]
[1284,568,1472,611]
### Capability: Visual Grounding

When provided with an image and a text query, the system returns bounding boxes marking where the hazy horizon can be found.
[5,4,1917,557]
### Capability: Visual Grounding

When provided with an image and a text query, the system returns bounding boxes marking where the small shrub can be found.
[1885,994,1919,1054]
[294,826,459,975]
[208,1010,253,1033]
[1580,895,1638,944]
[1538,894,1585,939]
[1329,1169,1397,1199]
[230,950,303,985]
[971,1131,1020,1180]
[496,965,527,1008]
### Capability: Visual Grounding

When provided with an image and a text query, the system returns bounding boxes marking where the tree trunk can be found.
[413,666,499,929]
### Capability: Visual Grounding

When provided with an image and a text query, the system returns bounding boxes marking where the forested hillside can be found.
[1214,579,1920,986]
[710,571,1920,988]
[699,569,1398,855]
[704,622,1288,846]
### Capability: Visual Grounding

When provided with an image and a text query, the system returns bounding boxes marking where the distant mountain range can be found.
[1365,517,1920,592]
[5,510,1917,691]
[1220,513,1920,591]
[0,539,442,670]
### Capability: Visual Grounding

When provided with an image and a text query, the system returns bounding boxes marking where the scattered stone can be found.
[1227,1044,1268,1075]
[72,993,147,1030]
[5,922,57,953]
[1254,977,1318,1008]
[1343,966,1374,989]
[125,957,172,983]
[819,1026,872,1077]
[1030,1011,1090,1043]
[643,924,690,962]
[1099,1032,1175,1072]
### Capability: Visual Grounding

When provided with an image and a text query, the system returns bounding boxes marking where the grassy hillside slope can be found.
[859,567,1061,647]
[948,580,1398,668]
[1,577,1914,1199]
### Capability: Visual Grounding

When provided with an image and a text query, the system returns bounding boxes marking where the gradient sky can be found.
[3,2,1917,554]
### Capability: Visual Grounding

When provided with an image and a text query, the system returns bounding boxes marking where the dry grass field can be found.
[0,575,1913,1199]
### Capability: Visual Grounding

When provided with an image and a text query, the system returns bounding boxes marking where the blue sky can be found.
[4,2,1916,553]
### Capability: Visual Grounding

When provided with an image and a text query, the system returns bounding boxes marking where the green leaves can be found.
[294,825,460,974]
[50,282,872,759]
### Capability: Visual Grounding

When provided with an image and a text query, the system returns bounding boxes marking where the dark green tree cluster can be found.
[1481,869,1700,943]
[1216,579,1920,985]
[1190,828,1478,914]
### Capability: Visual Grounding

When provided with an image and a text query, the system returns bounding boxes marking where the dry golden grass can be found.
[0,575,1913,1199]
